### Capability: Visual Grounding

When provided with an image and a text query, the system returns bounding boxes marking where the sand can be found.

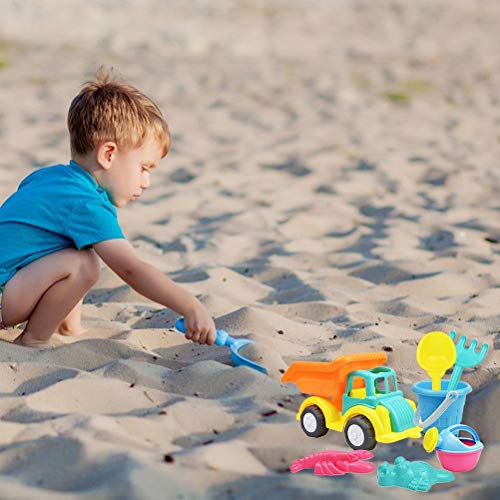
[0,0,499,498]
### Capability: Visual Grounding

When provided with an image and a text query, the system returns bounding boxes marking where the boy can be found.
[0,69,216,347]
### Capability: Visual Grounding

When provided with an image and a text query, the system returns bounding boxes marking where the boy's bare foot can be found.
[13,330,50,347]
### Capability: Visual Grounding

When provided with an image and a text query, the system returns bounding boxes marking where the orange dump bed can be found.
[281,352,387,409]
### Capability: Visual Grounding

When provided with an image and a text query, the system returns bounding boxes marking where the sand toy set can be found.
[174,317,487,489]
[282,330,489,491]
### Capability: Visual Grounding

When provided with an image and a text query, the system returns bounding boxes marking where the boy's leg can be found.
[56,298,86,336]
[1,248,100,346]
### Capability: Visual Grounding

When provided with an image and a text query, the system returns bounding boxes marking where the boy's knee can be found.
[78,249,100,286]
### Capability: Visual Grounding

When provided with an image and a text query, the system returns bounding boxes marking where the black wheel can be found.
[344,416,376,450]
[300,405,328,438]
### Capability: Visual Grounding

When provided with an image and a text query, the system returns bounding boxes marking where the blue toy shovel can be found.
[175,318,268,375]
[447,331,489,391]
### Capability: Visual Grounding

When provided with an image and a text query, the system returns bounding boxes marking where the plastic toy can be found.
[447,331,488,391]
[416,331,456,390]
[290,449,375,475]
[423,424,483,472]
[281,352,422,450]
[412,379,471,431]
[175,318,267,374]
[377,456,455,492]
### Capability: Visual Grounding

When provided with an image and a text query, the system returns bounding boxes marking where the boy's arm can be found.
[93,239,216,344]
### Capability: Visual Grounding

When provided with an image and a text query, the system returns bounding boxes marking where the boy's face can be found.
[104,139,164,207]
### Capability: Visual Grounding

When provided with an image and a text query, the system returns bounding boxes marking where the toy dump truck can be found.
[281,352,422,450]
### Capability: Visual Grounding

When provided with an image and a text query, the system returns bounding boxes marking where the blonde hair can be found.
[68,67,170,158]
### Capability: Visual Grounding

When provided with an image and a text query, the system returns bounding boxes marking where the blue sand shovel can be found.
[175,318,268,375]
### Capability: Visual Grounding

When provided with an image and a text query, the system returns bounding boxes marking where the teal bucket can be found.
[412,379,472,431]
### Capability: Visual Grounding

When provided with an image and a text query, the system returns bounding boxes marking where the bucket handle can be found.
[445,424,480,442]
[414,390,459,428]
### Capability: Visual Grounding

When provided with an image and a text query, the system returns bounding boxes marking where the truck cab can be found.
[344,367,415,430]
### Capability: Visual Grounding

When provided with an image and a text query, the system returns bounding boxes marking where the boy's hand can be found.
[183,303,216,345]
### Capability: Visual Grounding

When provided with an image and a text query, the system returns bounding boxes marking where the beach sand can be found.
[0,0,499,498]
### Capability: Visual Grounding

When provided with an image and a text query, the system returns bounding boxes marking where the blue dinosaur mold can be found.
[377,456,455,492]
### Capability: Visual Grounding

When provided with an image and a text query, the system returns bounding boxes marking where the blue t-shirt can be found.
[0,160,125,286]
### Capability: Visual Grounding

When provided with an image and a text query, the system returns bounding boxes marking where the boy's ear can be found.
[96,142,118,170]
